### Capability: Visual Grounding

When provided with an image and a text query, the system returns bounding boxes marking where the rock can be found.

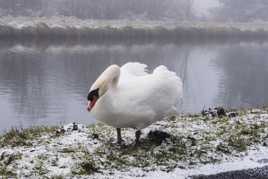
[201,108,217,117]
[202,107,227,118]
[215,107,227,117]
[56,128,65,136]
[73,122,78,131]
[227,112,238,118]
[187,136,197,146]
[216,143,230,154]
[148,130,171,145]
[263,138,268,146]
[92,133,99,140]
[62,122,86,132]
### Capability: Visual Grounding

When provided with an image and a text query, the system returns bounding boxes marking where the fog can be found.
[0,0,196,20]
[1,0,268,22]
[212,0,268,22]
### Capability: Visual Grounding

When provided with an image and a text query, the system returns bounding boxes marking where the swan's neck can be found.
[110,69,120,88]
[104,65,120,89]
[90,65,120,95]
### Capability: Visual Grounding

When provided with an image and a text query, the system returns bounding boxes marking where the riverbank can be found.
[1,17,268,41]
[0,108,268,178]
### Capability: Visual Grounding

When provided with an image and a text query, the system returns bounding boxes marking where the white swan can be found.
[87,62,183,144]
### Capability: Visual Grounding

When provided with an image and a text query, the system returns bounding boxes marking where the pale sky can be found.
[193,0,220,16]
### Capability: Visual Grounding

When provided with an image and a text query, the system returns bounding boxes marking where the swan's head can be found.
[87,88,99,112]
[87,65,120,112]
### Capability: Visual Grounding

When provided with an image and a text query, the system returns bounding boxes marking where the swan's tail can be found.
[153,65,183,99]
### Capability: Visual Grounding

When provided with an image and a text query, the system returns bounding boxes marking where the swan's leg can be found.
[135,130,141,145]
[116,128,123,144]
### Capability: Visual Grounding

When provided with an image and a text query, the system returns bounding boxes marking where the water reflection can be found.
[215,44,268,108]
[0,42,268,131]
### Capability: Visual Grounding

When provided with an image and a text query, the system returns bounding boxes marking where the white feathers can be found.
[90,62,183,130]
[121,62,149,76]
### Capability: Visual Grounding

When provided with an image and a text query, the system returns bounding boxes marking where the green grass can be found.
[0,165,16,177]
[72,151,99,175]
[0,153,21,177]
[89,133,190,172]
[0,126,58,147]
[33,159,49,176]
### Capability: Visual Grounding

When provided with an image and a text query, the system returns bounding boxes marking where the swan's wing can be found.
[120,62,149,77]
[119,63,183,102]
[119,62,150,87]
[150,65,183,115]
[153,65,183,100]
[117,64,183,119]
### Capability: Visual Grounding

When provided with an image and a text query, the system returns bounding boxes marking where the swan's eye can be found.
[87,88,99,101]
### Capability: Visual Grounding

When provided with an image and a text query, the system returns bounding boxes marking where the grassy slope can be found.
[0,108,267,178]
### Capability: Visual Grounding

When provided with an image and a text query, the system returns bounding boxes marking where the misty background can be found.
[0,0,267,22]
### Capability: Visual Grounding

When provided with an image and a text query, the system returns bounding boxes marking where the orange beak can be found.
[87,96,98,112]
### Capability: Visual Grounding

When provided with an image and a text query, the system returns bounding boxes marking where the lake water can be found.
[0,40,268,131]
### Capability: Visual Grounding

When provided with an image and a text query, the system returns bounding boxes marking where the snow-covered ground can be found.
[1,16,268,39]
[0,108,268,178]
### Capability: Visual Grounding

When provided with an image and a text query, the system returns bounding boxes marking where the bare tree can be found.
[211,0,268,22]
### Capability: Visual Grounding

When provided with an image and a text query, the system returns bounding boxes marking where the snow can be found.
[0,108,268,178]
[92,146,268,179]
[1,16,268,38]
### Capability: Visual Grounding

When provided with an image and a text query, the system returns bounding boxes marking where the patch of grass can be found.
[0,108,266,177]
[0,126,58,147]
[230,122,267,148]
[0,165,16,177]
[90,133,189,172]
[33,159,49,176]
[51,175,64,179]
[60,147,76,153]
[228,135,247,152]
[88,123,115,142]
[86,109,268,173]
[72,151,99,175]
[0,152,22,166]
[216,143,231,154]
[0,152,21,178]
[0,152,21,177]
